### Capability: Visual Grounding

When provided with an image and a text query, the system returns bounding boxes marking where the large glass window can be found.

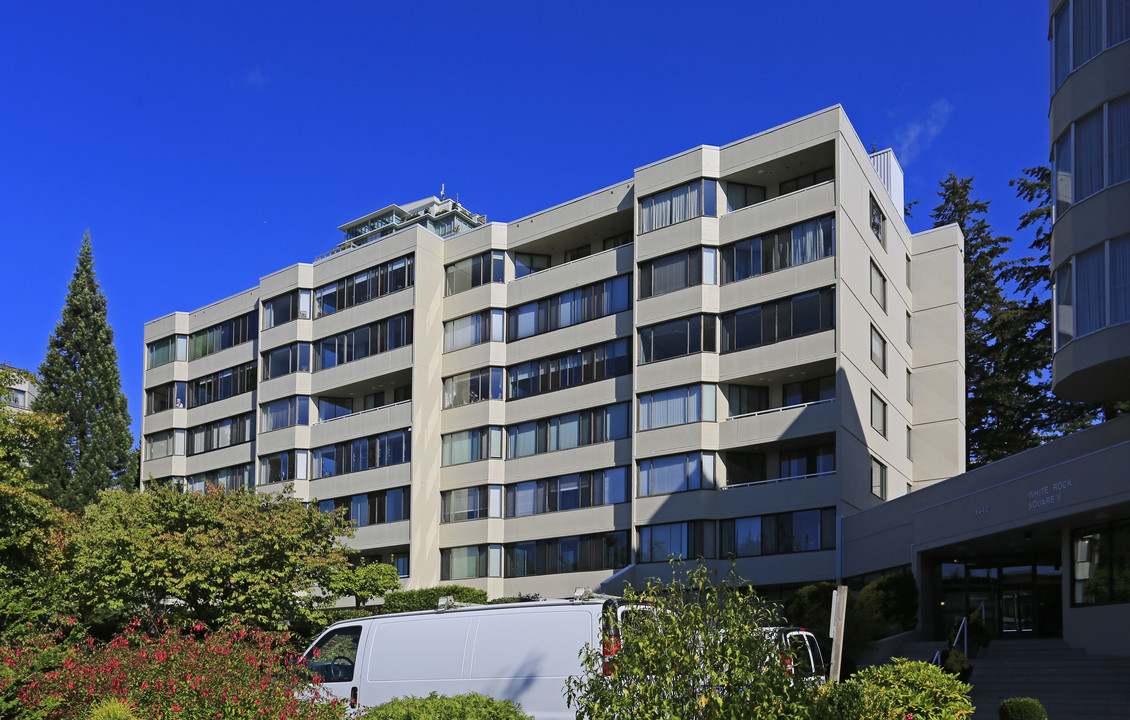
[186,412,253,456]
[441,427,503,466]
[443,368,504,409]
[444,309,505,352]
[1055,235,1130,346]
[440,545,500,580]
[261,396,310,433]
[441,485,503,523]
[145,381,187,415]
[1053,94,1130,217]
[720,508,836,557]
[1052,1,1130,90]
[189,312,257,361]
[638,384,716,430]
[726,182,766,212]
[782,376,836,407]
[514,252,550,279]
[262,343,312,381]
[1076,243,1107,335]
[720,215,835,284]
[314,312,412,371]
[187,362,256,409]
[263,289,312,328]
[507,338,631,400]
[145,429,185,460]
[259,449,308,485]
[639,522,705,563]
[506,275,630,341]
[638,314,716,364]
[506,403,630,459]
[780,445,835,479]
[639,247,716,299]
[720,288,835,353]
[503,531,629,578]
[311,428,411,479]
[639,179,717,234]
[314,255,414,318]
[503,466,629,518]
[444,251,504,296]
[147,335,187,368]
[639,452,715,496]
[188,464,253,494]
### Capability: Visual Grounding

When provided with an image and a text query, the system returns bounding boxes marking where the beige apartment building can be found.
[140,106,966,599]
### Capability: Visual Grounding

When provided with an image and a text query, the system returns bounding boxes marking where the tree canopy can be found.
[30,233,132,511]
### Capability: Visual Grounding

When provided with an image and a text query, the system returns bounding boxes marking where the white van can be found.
[301,598,626,719]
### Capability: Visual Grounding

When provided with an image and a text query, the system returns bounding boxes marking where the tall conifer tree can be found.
[931,175,1044,467]
[31,233,132,511]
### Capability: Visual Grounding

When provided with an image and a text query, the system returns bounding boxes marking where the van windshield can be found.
[304,625,362,683]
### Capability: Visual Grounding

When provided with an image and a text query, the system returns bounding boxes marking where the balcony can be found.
[719,398,837,449]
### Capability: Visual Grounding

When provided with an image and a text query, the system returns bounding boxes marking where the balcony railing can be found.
[727,397,834,421]
[314,398,411,425]
[722,469,834,491]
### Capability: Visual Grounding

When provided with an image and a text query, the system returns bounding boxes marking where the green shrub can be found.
[858,571,918,632]
[88,699,143,720]
[786,581,877,674]
[381,585,487,614]
[999,697,1048,720]
[807,680,896,720]
[947,608,991,650]
[357,692,532,719]
[848,658,974,720]
[942,648,972,680]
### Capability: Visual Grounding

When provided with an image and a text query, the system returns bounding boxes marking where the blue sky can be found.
[1,1,1048,440]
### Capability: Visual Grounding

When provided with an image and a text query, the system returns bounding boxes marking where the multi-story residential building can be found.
[140,106,966,598]
[3,372,36,413]
[1049,0,1130,401]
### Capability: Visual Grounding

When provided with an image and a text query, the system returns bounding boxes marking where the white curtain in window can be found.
[652,253,687,295]
[792,219,822,265]
[451,547,478,579]
[687,385,701,423]
[514,482,536,516]
[685,181,700,220]
[1111,236,1130,324]
[640,197,653,233]
[1109,95,1130,186]
[1076,245,1107,335]
[1056,262,1075,347]
[443,432,473,465]
[653,190,672,229]
[1076,109,1105,200]
[670,186,689,225]
[702,247,718,285]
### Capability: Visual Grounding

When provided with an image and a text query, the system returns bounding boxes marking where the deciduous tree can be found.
[30,234,133,511]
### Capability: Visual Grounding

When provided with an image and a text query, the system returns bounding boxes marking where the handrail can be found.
[950,600,985,656]
[727,397,835,420]
[722,469,835,490]
[931,650,942,667]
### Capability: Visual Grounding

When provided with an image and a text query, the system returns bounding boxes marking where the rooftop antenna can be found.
[440,183,446,200]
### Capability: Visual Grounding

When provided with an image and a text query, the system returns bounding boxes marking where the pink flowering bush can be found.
[1,619,346,720]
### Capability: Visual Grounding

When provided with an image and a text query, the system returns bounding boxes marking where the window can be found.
[261,396,310,433]
[441,485,503,523]
[444,251,504,296]
[505,467,629,518]
[870,325,887,373]
[507,338,631,400]
[441,427,503,466]
[145,429,185,460]
[440,545,501,580]
[144,381,186,414]
[444,309,505,352]
[4,388,26,409]
[728,385,769,416]
[315,312,412,371]
[187,362,256,408]
[639,247,715,299]
[638,452,715,496]
[782,376,836,407]
[725,452,766,486]
[906,425,913,459]
[443,368,504,409]
[318,397,353,422]
[507,275,630,341]
[905,254,912,288]
[506,403,630,459]
[906,312,913,346]
[314,255,414,318]
[263,289,311,328]
[504,531,629,578]
[1056,235,1130,347]
[186,412,253,456]
[871,391,887,436]
[514,252,550,278]
[638,384,716,430]
[720,288,836,353]
[778,167,834,195]
[639,179,717,233]
[259,450,308,484]
[188,464,253,493]
[188,312,257,360]
[870,260,887,310]
[1053,94,1130,216]
[726,181,766,211]
[871,457,886,499]
[720,216,835,284]
[564,245,592,262]
[779,445,835,479]
[869,194,885,246]
[147,335,187,368]
[311,428,411,478]
[1072,519,1130,605]
[638,314,716,363]
[639,522,705,563]
[906,370,913,404]
[720,508,835,557]
[262,343,311,381]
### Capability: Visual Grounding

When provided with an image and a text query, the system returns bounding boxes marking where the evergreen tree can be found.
[30,233,133,511]
[1005,167,1127,432]
[931,175,1044,467]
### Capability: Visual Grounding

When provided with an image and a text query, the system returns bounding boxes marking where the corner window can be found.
[444,251,504,296]
[638,384,716,431]
[638,452,715,496]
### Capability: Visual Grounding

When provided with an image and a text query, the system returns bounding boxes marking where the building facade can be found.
[1049,0,1130,401]
[140,106,965,598]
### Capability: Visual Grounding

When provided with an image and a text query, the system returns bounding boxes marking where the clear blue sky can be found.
[1,1,1048,440]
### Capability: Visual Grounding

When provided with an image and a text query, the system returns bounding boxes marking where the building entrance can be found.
[936,561,1062,639]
